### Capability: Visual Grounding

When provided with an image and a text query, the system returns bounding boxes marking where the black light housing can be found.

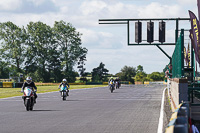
[159,21,166,43]
[147,22,154,43]
[135,22,142,43]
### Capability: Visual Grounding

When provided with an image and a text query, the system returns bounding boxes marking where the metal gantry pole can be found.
[181,29,185,77]
[127,20,130,46]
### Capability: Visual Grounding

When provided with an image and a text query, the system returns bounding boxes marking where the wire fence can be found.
[172,29,184,78]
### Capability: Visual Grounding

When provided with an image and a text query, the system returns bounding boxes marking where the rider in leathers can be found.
[21,77,37,103]
[58,79,70,96]
[108,77,115,89]
[114,77,121,87]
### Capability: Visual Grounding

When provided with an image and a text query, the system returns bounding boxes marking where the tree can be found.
[0,20,88,83]
[147,72,165,81]
[77,54,87,82]
[136,65,143,73]
[91,62,109,82]
[0,22,26,73]
[0,60,9,78]
[25,21,56,82]
[47,49,62,83]
[115,66,136,83]
[135,71,147,82]
[53,21,88,82]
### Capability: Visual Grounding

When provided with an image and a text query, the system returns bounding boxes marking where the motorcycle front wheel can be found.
[110,87,113,93]
[62,92,66,101]
[25,99,30,111]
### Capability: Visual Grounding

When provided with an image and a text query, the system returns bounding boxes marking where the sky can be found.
[0,0,198,74]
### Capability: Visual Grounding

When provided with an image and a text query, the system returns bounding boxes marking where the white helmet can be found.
[26,77,32,84]
[62,79,67,83]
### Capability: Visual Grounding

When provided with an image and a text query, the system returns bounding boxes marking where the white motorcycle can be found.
[23,87,35,111]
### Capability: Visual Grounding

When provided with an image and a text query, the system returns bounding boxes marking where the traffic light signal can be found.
[135,22,142,43]
[159,21,165,43]
[147,22,154,43]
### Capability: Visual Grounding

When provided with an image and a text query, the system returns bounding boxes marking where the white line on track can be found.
[157,87,166,133]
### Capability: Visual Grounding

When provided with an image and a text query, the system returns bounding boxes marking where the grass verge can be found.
[0,85,107,99]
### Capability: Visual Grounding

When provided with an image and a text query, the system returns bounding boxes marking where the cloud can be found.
[0,0,22,11]
[78,28,99,45]
[0,0,57,13]
[80,1,107,16]
[27,0,47,6]
[176,0,196,5]
[138,2,183,18]
[51,0,76,7]
[78,28,124,49]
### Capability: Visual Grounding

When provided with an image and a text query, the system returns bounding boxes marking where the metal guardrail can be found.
[2,82,13,88]
[165,102,190,133]
[144,81,166,84]
[188,87,200,106]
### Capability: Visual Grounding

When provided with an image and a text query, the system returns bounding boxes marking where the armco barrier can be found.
[13,82,23,88]
[169,78,188,112]
[69,83,86,85]
[35,83,85,86]
[144,81,166,85]
[165,102,190,133]
[86,82,102,85]
[135,81,143,85]
[120,81,130,84]
[35,83,59,86]
[0,82,2,88]
[104,81,130,85]
[3,82,13,88]
[103,82,108,85]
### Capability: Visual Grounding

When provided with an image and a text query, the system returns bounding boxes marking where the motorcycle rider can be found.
[21,77,37,103]
[115,77,121,87]
[109,77,114,82]
[108,77,115,87]
[58,79,70,96]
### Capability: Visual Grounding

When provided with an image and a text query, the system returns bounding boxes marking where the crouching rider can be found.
[58,79,70,96]
[21,77,38,103]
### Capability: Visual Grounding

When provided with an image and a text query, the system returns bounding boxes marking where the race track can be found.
[0,84,165,133]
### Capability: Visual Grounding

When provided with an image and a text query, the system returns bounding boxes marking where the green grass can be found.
[0,85,107,99]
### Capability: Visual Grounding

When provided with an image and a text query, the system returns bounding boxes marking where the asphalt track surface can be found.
[0,84,165,133]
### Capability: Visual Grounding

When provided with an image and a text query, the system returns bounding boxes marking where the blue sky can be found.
[0,0,197,74]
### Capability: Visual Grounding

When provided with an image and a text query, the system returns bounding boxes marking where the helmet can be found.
[26,77,32,84]
[62,79,67,83]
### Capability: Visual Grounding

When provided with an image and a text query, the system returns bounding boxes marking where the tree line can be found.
[86,63,165,83]
[0,21,88,83]
[116,65,165,83]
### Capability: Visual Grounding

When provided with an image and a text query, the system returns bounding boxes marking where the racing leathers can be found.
[21,81,37,103]
[58,82,70,96]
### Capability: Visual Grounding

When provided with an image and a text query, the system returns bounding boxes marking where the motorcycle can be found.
[23,87,35,111]
[109,81,115,93]
[115,81,120,89]
[60,85,68,100]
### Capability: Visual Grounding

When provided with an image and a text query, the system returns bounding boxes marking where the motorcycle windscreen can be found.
[24,88,32,96]
[60,85,67,91]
